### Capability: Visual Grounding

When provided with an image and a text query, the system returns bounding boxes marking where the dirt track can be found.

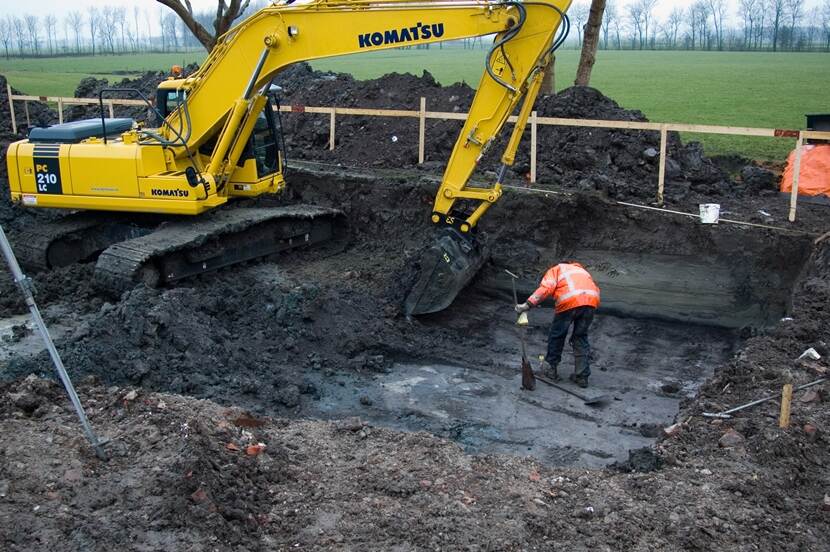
[1,70,829,550]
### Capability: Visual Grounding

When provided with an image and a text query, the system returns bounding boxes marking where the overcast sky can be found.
[7,0,827,24]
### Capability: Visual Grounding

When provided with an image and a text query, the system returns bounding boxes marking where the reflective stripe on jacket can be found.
[527,263,600,314]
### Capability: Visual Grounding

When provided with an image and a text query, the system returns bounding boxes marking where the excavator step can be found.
[92,205,343,295]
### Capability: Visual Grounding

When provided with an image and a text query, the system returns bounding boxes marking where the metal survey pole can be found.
[0,225,108,459]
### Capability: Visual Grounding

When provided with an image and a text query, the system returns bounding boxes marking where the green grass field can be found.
[0,52,205,98]
[2,48,828,160]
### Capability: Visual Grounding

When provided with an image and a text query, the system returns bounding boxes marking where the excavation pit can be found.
[274,169,814,467]
[305,316,738,468]
[0,168,816,470]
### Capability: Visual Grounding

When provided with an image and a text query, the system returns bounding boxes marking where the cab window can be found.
[251,111,278,177]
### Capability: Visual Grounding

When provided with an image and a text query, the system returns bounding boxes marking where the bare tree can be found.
[690,1,711,50]
[11,16,26,57]
[66,12,83,54]
[162,13,180,51]
[99,7,118,54]
[156,0,251,52]
[62,17,70,54]
[133,6,143,51]
[24,15,39,56]
[769,0,785,51]
[823,0,830,51]
[784,0,804,49]
[88,7,99,56]
[684,5,697,49]
[706,0,727,50]
[739,0,757,48]
[144,9,153,51]
[114,7,128,53]
[805,6,819,47]
[667,7,683,48]
[0,18,11,60]
[572,2,591,46]
[575,0,606,85]
[601,0,615,48]
[638,0,658,49]
[627,1,644,48]
[44,15,57,56]
[754,1,766,48]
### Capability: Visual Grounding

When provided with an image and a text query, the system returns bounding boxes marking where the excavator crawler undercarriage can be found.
[93,206,343,295]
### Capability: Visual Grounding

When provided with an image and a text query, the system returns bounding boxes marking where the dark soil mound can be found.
[0,74,55,134]
[0,75,56,180]
[274,64,771,207]
[67,63,200,122]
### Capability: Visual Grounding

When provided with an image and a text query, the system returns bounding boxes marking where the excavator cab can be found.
[155,84,286,190]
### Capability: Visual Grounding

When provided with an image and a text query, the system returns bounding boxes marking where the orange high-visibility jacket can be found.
[527,263,600,314]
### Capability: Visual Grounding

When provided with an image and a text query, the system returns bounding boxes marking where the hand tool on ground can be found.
[0,225,109,460]
[505,269,535,391]
[702,378,826,419]
[535,374,611,407]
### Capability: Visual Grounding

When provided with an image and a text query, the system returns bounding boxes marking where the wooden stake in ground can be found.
[779,383,793,428]
[575,0,607,86]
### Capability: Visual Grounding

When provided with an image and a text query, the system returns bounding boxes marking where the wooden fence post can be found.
[108,101,115,119]
[530,110,538,184]
[779,383,793,428]
[657,124,668,205]
[6,83,16,134]
[58,98,64,124]
[418,96,426,164]
[788,133,804,223]
[329,108,336,151]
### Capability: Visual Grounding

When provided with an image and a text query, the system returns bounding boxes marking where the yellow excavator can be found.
[5,0,571,313]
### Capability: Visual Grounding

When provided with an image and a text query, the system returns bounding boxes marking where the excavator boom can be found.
[5,0,571,311]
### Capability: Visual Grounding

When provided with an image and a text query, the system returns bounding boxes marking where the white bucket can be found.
[699,204,720,224]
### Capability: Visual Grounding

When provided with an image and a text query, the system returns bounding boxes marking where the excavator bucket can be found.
[405,229,486,316]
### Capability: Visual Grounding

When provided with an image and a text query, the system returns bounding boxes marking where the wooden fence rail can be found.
[8,85,830,223]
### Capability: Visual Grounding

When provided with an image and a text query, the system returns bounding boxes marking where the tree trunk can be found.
[574,0,606,86]
[541,56,556,94]
[157,0,217,51]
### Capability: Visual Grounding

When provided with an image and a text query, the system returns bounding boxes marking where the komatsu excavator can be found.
[5,0,571,313]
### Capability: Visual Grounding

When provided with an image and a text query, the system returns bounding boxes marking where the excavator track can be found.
[13,213,151,271]
[93,205,343,296]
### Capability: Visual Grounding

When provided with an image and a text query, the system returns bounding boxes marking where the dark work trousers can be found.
[546,306,595,378]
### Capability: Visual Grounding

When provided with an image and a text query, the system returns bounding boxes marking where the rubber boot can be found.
[538,360,560,382]
[572,354,590,388]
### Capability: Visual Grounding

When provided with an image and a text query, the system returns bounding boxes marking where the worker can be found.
[515,261,600,388]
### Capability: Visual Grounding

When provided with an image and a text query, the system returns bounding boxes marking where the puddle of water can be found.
[306,312,737,468]
[0,314,71,364]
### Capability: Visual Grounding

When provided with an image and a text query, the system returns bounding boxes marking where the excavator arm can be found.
[157,0,571,314]
[157,0,570,203]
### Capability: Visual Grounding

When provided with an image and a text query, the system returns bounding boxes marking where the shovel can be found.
[506,270,535,391]
[535,374,611,407]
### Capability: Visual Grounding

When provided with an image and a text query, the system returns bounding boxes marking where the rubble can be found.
[718,428,746,448]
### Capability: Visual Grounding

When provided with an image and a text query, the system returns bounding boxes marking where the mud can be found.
[1,70,830,550]
[0,167,816,442]
[0,166,828,551]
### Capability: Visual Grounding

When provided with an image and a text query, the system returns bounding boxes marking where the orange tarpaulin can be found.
[781,144,830,197]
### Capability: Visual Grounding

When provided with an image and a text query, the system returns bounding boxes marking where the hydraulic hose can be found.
[485,1,527,92]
